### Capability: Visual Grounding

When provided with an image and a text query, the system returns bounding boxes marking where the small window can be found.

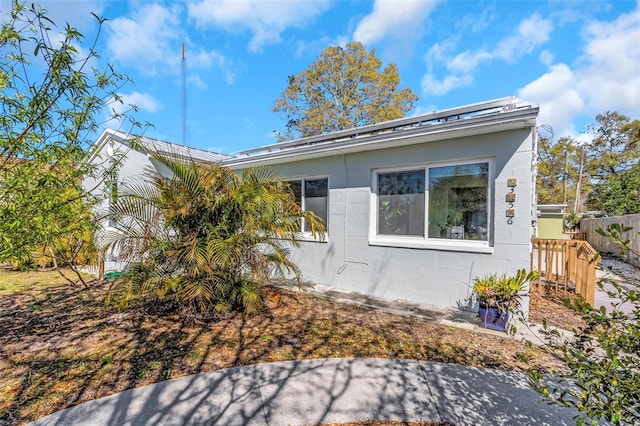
[286,177,328,234]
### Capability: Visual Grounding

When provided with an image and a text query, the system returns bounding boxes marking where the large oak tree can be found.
[273,42,418,139]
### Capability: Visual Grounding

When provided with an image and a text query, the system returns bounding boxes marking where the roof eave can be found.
[223,107,539,169]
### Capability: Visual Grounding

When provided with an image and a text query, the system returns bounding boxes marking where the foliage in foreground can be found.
[529,223,639,425]
[102,153,325,314]
[0,1,141,264]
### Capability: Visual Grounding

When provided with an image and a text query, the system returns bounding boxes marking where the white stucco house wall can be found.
[84,129,232,266]
[86,97,539,312]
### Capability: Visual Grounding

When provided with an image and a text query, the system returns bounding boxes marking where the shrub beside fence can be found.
[581,214,640,268]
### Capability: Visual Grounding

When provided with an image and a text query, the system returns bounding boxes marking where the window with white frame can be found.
[374,161,490,244]
[377,170,425,236]
[105,179,118,228]
[286,177,328,234]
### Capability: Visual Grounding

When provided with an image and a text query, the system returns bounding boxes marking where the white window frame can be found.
[369,158,493,253]
[105,179,118,228]
[285,175,329,242]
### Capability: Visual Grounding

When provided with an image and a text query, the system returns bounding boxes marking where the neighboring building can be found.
[87,97,540,313]
[84,129,232,267]
[536,204,567,239]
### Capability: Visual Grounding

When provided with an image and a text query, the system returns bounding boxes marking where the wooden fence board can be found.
[581,215,640,268]
[531,238,600,307]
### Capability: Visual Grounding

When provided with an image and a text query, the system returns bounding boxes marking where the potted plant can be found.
[563,211,581,232]
[473,269,539,332]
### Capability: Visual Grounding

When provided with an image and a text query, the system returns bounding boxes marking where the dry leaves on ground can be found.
[0,269,574,425]
[528,288,586,331]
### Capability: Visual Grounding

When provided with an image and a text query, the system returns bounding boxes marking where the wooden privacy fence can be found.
[530,238,600,307]
[581,214,640,268]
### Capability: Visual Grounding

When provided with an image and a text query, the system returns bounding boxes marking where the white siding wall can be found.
[240,128,536,311]
[84,139,157,216]
[83,139,161,272]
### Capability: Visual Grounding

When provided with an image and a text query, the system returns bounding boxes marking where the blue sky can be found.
[4,0,640,154]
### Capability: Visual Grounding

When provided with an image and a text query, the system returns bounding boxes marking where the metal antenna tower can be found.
[181,43,186,146]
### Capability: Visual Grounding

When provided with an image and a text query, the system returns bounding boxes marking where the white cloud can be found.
[353,0,439,45]
[187,0,332,52]
[495,13,553,63]
[577,6,640,115]
[519,64,586,137]
[107,3,182,74]
[539,50,554,66]
[447,49,492,74]
[190,49,236,84]
[103,91,162,127]
[121,92,162,114]
[455,8,493,34]
[188,75,208,90]
[422,13,553,96]
[519,5,640,139]
[421,74,473,96]
[449,14,553,73]
[106,3,235,84]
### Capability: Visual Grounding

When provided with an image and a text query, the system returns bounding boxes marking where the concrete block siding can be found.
[250,128,537,312]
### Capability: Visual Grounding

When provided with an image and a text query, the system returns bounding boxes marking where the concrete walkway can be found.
[595,268,637,315]
[30,358,581,426]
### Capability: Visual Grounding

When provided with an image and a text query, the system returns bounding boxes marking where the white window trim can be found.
[286,175,329,243]
[105,179,119,229]
[369,158,494,253]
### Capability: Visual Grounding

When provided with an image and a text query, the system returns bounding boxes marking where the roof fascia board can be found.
[86,128,122,163]
[224,106,538,168]
[237,96,520,156]
[88,128,231,164]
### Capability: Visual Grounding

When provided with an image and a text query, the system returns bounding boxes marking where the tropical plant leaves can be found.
[104,151,325,315]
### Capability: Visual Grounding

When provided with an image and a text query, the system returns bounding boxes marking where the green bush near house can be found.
[473,269,539,311]
[102,152,325,314]
[529,223,639,425]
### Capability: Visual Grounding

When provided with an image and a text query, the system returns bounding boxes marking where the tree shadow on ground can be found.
[0,279,564,425]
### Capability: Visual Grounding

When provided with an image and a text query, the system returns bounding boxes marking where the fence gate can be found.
[530,238,600,307]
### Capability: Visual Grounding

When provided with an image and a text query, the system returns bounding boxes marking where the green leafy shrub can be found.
[529,223,639,425]
[103,152,324,315]
[473,269,539,311]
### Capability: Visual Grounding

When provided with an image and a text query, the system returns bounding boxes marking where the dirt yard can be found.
[0,269,579,425]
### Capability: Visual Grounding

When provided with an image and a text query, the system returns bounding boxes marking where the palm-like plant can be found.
[102,152,324,314]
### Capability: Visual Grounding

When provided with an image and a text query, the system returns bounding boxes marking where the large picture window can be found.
[286,177,328,234]
[374,161,490,245]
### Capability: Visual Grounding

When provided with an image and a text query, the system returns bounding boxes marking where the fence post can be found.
[585,256,596,306]
[530,237,599,307]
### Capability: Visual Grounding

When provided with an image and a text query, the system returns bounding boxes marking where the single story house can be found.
[87,97,540,312]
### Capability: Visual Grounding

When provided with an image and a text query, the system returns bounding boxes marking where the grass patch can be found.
[0,268,566,425]
[0,269,64,294]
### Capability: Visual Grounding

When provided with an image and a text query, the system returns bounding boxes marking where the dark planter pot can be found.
[477,300,509,332]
